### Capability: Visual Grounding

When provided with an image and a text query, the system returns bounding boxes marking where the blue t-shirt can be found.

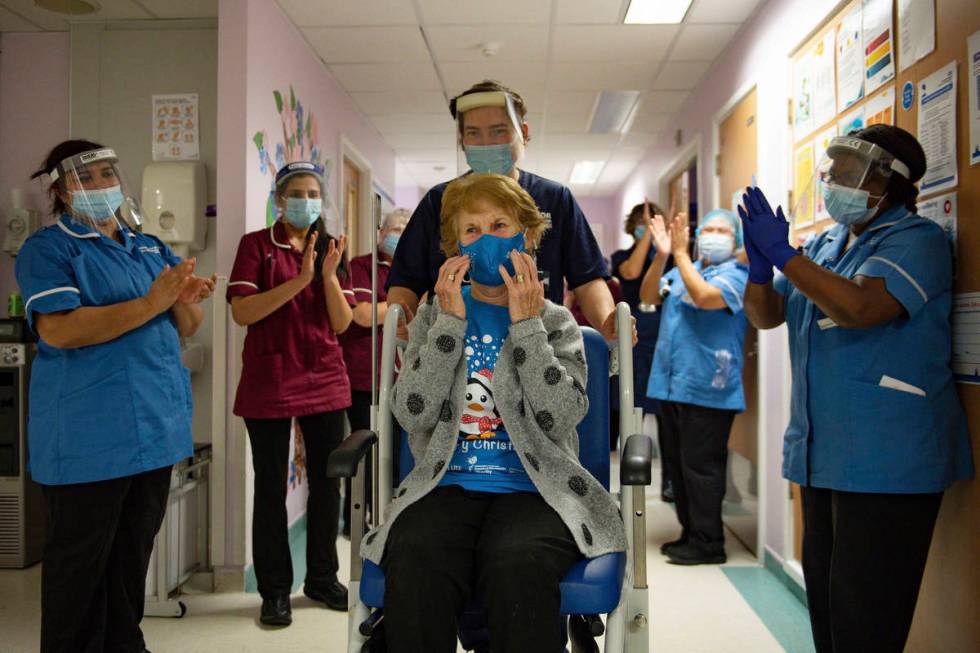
[386,169,608,304]
[439,288,536,494]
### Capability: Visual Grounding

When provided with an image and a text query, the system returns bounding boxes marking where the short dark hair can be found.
[850,125,926,212]
[31,139,105,216]
[625,200,664,236]
[449,80,528,123]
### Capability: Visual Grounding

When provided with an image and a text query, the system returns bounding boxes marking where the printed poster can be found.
[152,93,200,161]
[952,292,980,385]
[968,30,980,166]
[837,9,865,112]
[812,31,838,129]
[812,126,838,222]
[793,52,815,137]
[918,61,958,194]
[793,142,815,229]
[898,0,935,72]
[838,105,866,136]
[865,86,896,126]
[917,191,957,261]
[862,0,895,95]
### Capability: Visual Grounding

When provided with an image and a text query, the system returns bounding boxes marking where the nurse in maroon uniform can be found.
[227,162,354,626]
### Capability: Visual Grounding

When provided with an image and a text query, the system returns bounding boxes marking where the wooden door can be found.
[717,88,759,554]
[343,157,360,256]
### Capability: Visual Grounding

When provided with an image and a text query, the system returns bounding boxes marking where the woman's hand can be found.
[670,213,690,258]
[501,251,545,323]
[145,259,195,315]
[435,256,470,319]
[177,271,218,305]
[322,234,347,279]
[299,231,318,285]
[650,212,672,254]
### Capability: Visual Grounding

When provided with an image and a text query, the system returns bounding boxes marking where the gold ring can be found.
[515,273,525,283]
[448,273,456,281]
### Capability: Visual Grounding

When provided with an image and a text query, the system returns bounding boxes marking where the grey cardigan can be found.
[360,297,627,564]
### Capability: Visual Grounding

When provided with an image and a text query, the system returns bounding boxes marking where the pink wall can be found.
[575,195,622,258]
[612,0,842,563]
[0,33,70,310]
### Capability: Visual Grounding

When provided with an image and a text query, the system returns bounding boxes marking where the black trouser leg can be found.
[40,466,172,653]
[245,418,294,599]
[802,487,942,653]
[676,402,735,552]
[476,492,581,653]
[659,401,688,537]
[801,487,834,653]
[297,410,346,589]
[344,390,373,530]
[383,486,488,653]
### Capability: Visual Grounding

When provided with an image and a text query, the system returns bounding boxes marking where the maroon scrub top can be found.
[339,254,390,392]
[227,222,356,419]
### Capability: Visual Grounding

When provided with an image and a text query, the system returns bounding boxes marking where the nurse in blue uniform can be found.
[740,125,973,653]
[639,209,749,566]
[16,141,214,653]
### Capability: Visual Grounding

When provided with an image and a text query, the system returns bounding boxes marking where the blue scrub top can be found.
[646,258,749,411]
[385,169,608,305]
[776,206,973,493]
[15,216,193,485]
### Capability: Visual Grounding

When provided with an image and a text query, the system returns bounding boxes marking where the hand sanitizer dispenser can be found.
[141,162,207,258]
[4,189,40,256]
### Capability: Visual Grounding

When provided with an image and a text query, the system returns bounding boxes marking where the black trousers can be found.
[382,486,582,653]
[245,410,345,598]
[801,486,942,653]
[659,400,735,552]
[343,389,373,529]
[40,465,172,653]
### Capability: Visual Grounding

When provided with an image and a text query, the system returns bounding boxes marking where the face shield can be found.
[454,91,526,177]
[50,148,143,231]
[275,161,328,229]
[794,136,910,227]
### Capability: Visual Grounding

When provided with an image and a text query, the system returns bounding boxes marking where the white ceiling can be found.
[280,0,763,195]
[0,0,762,197]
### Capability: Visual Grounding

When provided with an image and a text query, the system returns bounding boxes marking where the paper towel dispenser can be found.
[141,162,207,257]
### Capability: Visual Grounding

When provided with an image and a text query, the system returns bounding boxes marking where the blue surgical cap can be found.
[697,208,743,248]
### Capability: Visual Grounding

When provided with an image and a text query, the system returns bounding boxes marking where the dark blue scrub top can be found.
[386,170,608,305]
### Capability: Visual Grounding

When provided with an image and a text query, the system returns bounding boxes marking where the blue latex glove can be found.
[737,203,774,284]
[739,187,799,271]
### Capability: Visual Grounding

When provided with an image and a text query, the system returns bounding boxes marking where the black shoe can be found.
[659,536,687,555]
[260,594,292,626]
[304,580,349,611]
[666,543,726,566]
[661,480,675,503]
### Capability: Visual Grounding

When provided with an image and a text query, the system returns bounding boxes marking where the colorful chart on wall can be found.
[863,0,896,94]
[152,93,200,161]
[838,105,866,135]
[252,85,333,226]
[865,85,896,126]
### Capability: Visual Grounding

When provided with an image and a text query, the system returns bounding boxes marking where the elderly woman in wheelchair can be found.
[355,173,628,652]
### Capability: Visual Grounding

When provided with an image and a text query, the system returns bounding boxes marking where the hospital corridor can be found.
[0,1,977,652]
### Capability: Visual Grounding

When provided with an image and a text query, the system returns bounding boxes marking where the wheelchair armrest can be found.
[620,433,653,486]
[326,429,378,478]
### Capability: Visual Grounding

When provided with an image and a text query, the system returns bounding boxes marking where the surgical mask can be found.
[71,185,124,223]
[380,233,400,258]
[698,233,734,264]
[823,184,879,227]
[633,226,646,240]
[284,197,321,228]
[459,231,525,286]
[464,143,515,175]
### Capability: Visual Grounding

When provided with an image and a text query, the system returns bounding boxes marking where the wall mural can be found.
[252,85,333,226]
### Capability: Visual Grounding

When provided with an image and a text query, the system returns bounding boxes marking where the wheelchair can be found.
[328,302,653,652]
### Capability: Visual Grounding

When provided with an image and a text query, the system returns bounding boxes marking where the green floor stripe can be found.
[722,566,816,653]
[244,513,308,594]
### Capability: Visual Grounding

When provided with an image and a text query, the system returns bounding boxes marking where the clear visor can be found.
[455,91,525,176]
[52,148,143,231]
[790,136,905,227]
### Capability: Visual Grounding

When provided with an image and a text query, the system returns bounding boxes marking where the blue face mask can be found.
[464,143,515,175]
[633,225,646,240]
[697,233,735,264]
[284,197,321,228]
[380,233,400,258]
[71,185,124,223]
[823,183,879,226]
[458,231,525,286]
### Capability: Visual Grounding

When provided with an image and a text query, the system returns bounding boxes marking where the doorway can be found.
[715,86,760,555]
